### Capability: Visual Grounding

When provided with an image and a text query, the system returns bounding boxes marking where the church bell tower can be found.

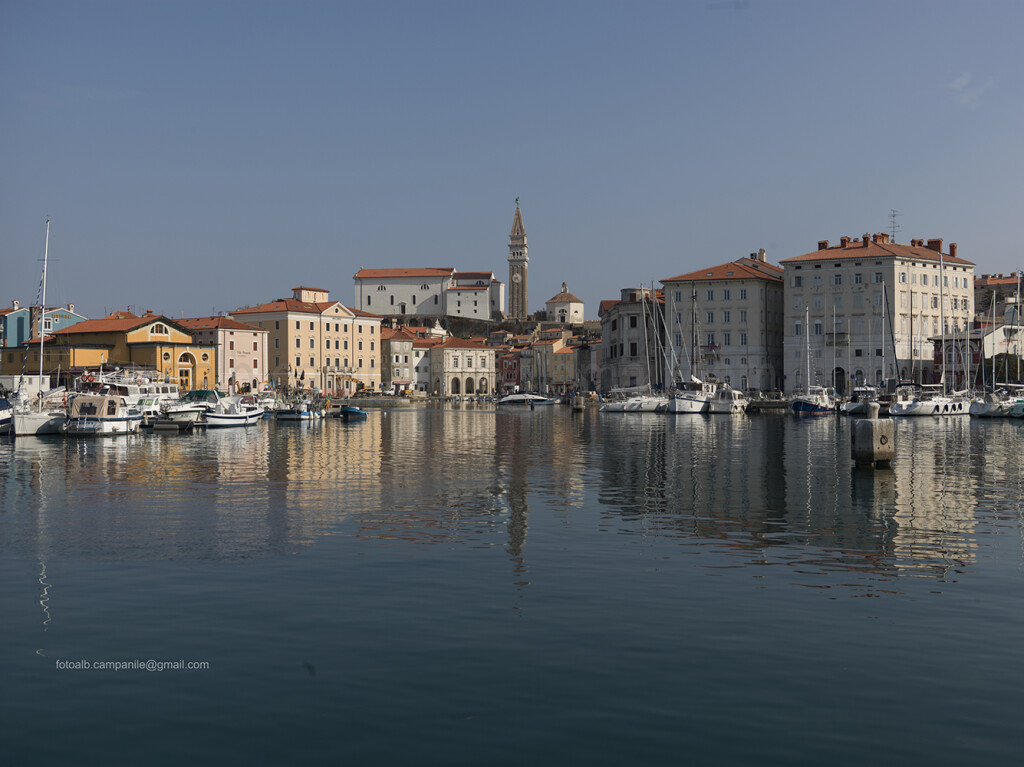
[508,198,529,319]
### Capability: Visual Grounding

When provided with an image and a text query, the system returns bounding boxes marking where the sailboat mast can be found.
[939,248,947,393]
[38,219,50,397]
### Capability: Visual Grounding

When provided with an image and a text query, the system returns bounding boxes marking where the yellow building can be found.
[9,310,218,390]
[231,286,383,394]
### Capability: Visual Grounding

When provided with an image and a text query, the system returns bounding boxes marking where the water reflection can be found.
[2,407,1023,589]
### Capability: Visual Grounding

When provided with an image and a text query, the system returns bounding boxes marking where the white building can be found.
[177,316,269,392]
[428,337,497,396]
[545,282,585,324]
[353,268,504,321]
[779,234,975,393]
[661,252,785,392]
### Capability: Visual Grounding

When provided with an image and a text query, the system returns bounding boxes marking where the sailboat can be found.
[890,248,969,416]
[668,289,714,413]
[13,220,67,437]
[791,307,836,414]
[601,285,669,413]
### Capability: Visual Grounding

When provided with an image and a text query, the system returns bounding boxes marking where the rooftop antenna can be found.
[889,209,902,243]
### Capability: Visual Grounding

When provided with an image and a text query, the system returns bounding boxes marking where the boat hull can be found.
[65,416,142,436]
[13,409,66,436]
[205,411,262,427]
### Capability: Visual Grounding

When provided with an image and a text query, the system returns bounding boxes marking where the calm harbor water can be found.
[2,406,1024,765]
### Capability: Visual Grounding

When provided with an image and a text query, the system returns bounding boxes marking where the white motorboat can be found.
[600,394,667,412]
[842,386,878,415]
[708,384,749,414]
[65,394,142,436]
[498,393,558,406]
[204,395,262,427]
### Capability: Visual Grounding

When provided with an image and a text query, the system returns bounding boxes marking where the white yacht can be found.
[889,385,970,416]
[667,378,715,414]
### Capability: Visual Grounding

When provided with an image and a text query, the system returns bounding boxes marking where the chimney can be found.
[879,233,889,244]
[862,234,870,246]
[840,236,850,248]
[949,243,957,259]
[817,240,829,250]
[12,299,19,310]
[926,238,943,252]
[757,248,766,262]
[872,234,878,243]
[67,303,74,313]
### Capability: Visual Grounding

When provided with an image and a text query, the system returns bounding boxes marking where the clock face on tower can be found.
[512,273,521,284]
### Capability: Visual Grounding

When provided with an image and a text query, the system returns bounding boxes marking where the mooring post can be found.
[851,402,894,469]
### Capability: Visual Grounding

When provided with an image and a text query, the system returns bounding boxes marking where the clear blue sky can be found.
[3,0,1022,321]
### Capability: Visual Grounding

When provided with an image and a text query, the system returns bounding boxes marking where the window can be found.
[295,321,300,329]
[295,356,301,367]
[795,322,803,336]
[229,358,234,368]
[611,319,617,331]
[707,290,714,301]
[253,342,258,351]
[295,338,300,348]
[739,310,747,323]
[309,357,314,367]
[792,276,803,288]
[813,296,823,309]
[832,274,842,286]
[706,311,714,324]
[813,275,822,286]
[832,295,842,308]
[739,332,747,346]
[674,291,682,302]
[390,296,394,305]
[723,333,731,346]
[151,323,166,334]
[739,289,747,300]
[723,289,730,300]
[275,356,279,366]
[275,321,280,330]
[325,339,331,349]
[873,272,884,283]
[793,297,803,310]
[229,340,234,350]
[629,315,638,328]
[706,333,715,347]
[814,321,823,335]
[630,342,638,356]
[723,311,730,323]
[366,296,371,306]
[358,341,363,350]
[310,338,315,349]
[274,338,279,349]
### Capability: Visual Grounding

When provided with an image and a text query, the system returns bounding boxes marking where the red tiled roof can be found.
[435,337,490,350]
[354,268,454,279]
[291,285,329,292]
[178,316,264,332]
[781,237,973,266]
[453,271,495,280]
[52,313,179,335]
[232,298,325,315]
[662,257,783,284]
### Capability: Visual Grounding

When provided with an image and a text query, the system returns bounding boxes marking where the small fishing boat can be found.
[791,385,837,415]
[336,404,368,420]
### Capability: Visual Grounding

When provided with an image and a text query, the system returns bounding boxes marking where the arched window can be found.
[151,323,167,335]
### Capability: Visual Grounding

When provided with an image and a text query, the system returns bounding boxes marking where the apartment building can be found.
[231,286,382,394]
[779,234,975,393]
[598,287,665,392]
[661,251,785,392]
[178,316,268,391]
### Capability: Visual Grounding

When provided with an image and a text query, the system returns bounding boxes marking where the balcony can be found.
[825,332,849,347]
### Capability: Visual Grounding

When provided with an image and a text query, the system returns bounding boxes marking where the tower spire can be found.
[508,199,529,319]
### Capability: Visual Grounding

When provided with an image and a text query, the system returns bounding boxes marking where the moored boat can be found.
[205,395,262,427]
[65,394,142,436]
[708,384,749,414]
[791,385,837,415]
